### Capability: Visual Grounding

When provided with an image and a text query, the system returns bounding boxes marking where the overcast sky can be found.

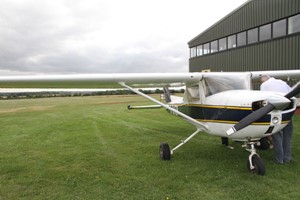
[0,0,247,75]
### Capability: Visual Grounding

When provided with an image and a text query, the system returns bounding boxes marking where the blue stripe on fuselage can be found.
[178,105,294,124]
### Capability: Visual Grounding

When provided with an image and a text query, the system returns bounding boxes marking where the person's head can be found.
[260,75,270,83]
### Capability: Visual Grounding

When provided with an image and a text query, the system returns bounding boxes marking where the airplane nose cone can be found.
[266,95,290,110]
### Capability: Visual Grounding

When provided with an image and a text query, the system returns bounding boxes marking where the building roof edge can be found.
[188,0,252,46]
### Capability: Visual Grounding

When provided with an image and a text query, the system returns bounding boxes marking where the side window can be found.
[186,84,200,101]
[237,31,247,46]
[227,34,236,49]
[190,47,197,58]
[203,43,210,55]
[288,14,300,34]
[210,40,218,53]
[190,15,299,58]
[259,24,271,41]
[273,19,287,38]
[218,37,227,51]
[197,45,203,56]
[247,28,258,44]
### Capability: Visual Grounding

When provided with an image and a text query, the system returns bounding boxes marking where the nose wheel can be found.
[247,154,265,175]
[244,142,265,176]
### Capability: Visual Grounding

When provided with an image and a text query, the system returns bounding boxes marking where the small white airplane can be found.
[1,70,300,175]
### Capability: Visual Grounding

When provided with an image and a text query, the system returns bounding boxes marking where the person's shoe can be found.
[274,158,284,164]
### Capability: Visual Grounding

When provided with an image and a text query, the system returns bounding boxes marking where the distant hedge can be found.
[0,89,185,99]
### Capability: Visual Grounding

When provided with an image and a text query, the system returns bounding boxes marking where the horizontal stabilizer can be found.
[127,105,162,109]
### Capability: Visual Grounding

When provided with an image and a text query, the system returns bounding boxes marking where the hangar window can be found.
[189,14,300,58]
[259,24,271,41]
[203,43,210,55]
[197,45,203,56]
[237,31,247,46]
[210,40,218,53]
[288,14,300,34]
[273,19,287,38]
[218,38,227,51]
[190,47,197,58]
[227,34,236,49]
[247,28,258,44]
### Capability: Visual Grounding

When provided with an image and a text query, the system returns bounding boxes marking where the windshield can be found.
[203,73,251,96]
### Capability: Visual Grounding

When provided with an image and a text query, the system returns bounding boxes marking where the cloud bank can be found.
[0,0,247,75]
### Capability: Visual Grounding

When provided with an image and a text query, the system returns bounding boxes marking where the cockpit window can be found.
[186,84,200,101]
[204,73,251,96]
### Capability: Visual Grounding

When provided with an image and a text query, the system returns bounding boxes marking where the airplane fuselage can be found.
[179,90,296,141]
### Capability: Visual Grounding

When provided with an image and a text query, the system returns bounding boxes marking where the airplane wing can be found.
[250,70,300,81]
[1,70,299,88]
[0,72,209,131]
[0,73,203,88]
[1,70,300,130]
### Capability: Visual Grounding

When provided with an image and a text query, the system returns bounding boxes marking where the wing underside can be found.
[0,70,299,137]
[0,70,300,88]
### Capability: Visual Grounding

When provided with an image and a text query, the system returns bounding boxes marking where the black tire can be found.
[159,143,171,160]
[247,154,265,176]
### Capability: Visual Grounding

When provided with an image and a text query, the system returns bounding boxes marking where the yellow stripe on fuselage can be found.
[182,104,252,111]
[197,119,291,125]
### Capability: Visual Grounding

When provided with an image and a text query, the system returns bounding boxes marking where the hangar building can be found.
[188,0,300,73]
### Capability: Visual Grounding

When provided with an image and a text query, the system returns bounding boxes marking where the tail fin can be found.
[163,87,171,103]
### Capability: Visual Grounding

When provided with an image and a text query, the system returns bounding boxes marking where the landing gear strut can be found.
[243,141,265,176]
[159,129,201,161]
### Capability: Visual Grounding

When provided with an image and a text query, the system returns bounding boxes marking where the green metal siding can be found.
[188,0,300,73]
[188,0,300,47]
[189,35,300,72]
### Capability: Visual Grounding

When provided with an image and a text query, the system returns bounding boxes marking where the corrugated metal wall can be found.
[188,0,300,72]
[189,35,300,72]
[189,0,300,46]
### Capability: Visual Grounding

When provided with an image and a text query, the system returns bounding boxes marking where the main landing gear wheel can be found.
[160,143,171,160]
[247,154,265,176]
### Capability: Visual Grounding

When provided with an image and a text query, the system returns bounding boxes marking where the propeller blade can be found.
[226,104,275,135]
[227,83,300,136]
[285,83,300,99]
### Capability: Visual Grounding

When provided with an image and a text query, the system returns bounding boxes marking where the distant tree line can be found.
[0,88,185,100]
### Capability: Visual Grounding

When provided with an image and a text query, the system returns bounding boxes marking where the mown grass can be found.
[0,95,300,199]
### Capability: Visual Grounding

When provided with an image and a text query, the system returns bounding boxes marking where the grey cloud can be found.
[23,43,188,74]
[1,0,247,75]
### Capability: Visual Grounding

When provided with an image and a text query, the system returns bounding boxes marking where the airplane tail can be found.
[163,87,171,103]
[163,87,183,105]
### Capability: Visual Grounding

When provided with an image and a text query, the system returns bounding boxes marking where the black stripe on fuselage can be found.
[178,104,294,124]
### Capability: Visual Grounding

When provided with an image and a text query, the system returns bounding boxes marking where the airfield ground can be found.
[0,95,300,199]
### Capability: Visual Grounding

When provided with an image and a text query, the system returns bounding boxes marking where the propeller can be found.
[285,83,300,99]
[226,83,300,136]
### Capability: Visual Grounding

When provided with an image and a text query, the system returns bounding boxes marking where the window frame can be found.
[196,45,203,56]
[259,23,272,41]
[247,27,258,44]
[288,14,300,34]
[210,40,218,53]
[272,18,287,38]
[203,43,210,55]
[227,34,237,49]
[218,37,227,51]
[237,31,247,47]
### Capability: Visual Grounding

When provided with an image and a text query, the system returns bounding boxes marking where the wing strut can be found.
[119,82,207,131]
[170,128,201,154]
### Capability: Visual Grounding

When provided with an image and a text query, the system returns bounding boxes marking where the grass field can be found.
[0,95,300,199]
